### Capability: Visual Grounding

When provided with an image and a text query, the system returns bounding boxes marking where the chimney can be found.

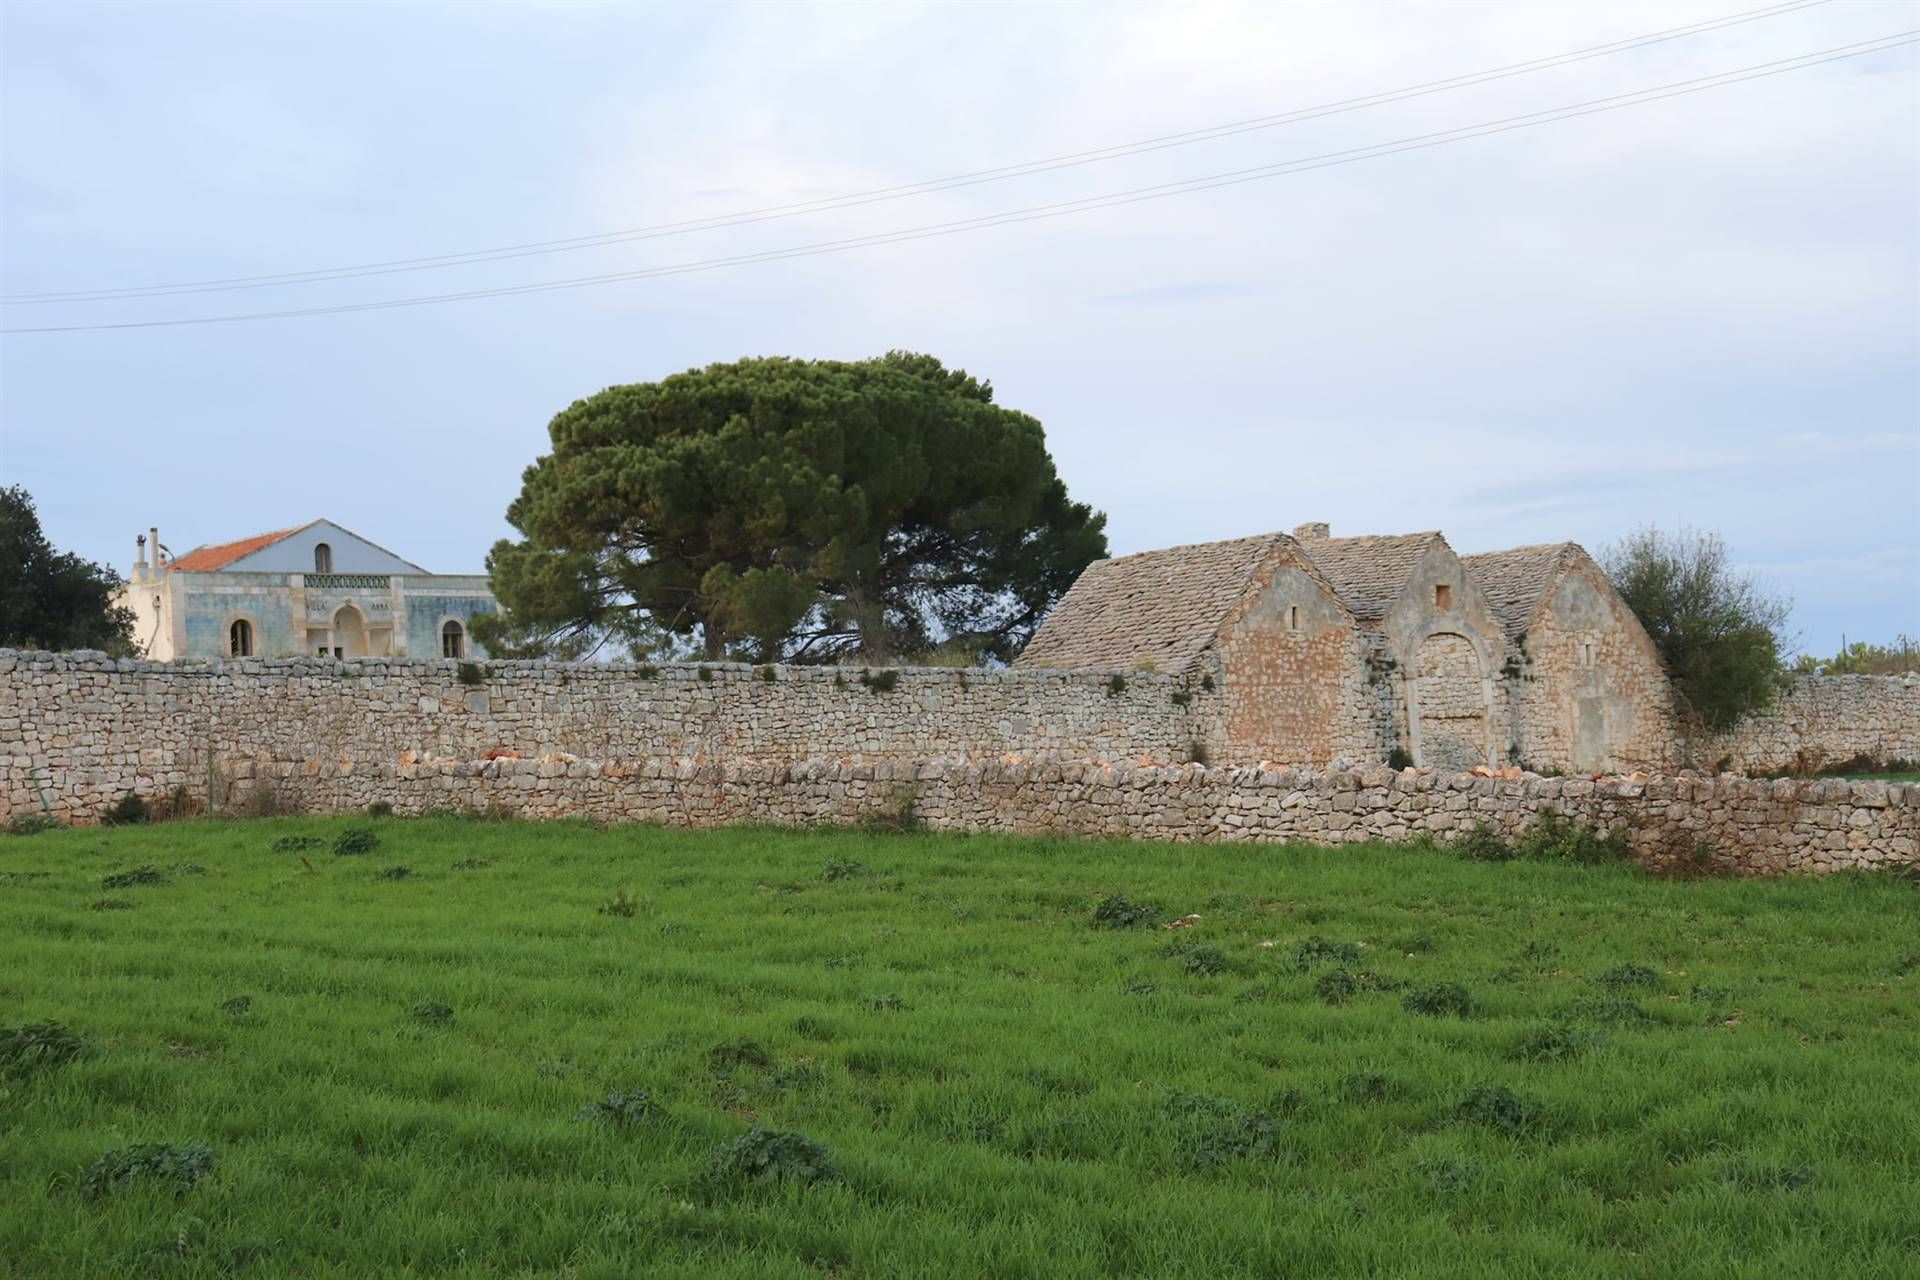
[134,532,148,580]
[1293,522,1331,541]
[150,527,161,571]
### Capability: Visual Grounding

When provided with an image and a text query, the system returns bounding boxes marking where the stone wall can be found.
[1706,674,1920,773]
[3,650,1913,875]
[0,650,1205,824]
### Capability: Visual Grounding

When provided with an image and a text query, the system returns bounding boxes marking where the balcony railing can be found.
[305,574,391,590]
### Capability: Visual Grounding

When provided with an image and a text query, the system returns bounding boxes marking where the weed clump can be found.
[1512,811,1631,864]
[270,835,324,853]
[1105,674,1127,697]
[1338,1072,1395,1103]
[1316,968,1398,1005]
[218,996,253,1018]
[451,857,492,870]
[1290,936,1362,971]
[456,661,486,686]
[1594,963,1661,991]
[1450,1084,1544,1138]
[857,785,920,835]
[366,801,394,818]
[598,888,642,917]
[821,857,869,881]
[707,1127,837,1185]
[858,668,900,693]
[89,898,135,911]
[6,812,59,836]
[1508,1024,1600,1062]
[374,865,412,881]
[1162,1091,1288,1169]
[1159,938,1232,976]
[80,1143,215,1200]
[332,827,380,856]
[100,865,167,890]
[1417,1155,1482,1194]
[1,1020,88,1079]
[1092,894,1163,930]
[1402,983,1475,1018]
[866,993,907,1012]
[708,1038,772,1072]
[579,1088,656,1128]
[410,1002,455,1026]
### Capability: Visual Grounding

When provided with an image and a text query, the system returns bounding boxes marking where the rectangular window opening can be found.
[1434,584,1453,610]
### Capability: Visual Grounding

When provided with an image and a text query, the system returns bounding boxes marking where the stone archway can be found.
[1411,631,1492,770]
[332,605,369,658]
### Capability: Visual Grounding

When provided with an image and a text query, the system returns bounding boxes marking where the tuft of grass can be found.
[821,857,869,881]
[579,1088,656,1128]
[0,1020,88,1079]
[374,865,412,881]
[409,1002,454,1027]
[6,813,60,836]
[270,834,325,853]
[1507,1024,1601,1063]
[1594,963,1661,991]
[598,888,642,917]
[1402,983,1475,1018]
[99,865,167,890]
[1450,1084,1545,1138]
[1091,894,1163,929]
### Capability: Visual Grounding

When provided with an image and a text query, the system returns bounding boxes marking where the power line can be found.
[0,0,1834,304]
[4,30,1913,336]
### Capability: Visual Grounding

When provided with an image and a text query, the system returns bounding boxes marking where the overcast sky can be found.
[2,0,1914,653]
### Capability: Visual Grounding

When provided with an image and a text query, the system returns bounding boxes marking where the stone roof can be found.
[1018,532,1304,672]
[1460,543,1580,640]
[167,523,313,572]
[1296,532,1442,623]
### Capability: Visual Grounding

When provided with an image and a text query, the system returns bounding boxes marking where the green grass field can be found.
[3,817,1916,1279]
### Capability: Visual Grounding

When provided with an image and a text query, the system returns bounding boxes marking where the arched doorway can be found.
[1410,631,1492,770]
[332,604,369,658]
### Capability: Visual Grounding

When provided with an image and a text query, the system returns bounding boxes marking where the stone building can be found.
[114,519,498,661]
[1020,522,1674,774]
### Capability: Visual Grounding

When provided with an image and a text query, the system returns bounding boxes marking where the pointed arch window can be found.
[314,543,333,573]
[229,619,254,657]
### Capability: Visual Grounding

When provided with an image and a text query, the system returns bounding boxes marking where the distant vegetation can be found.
[0,486,135,654]
[1600,525,1791,732]
[1793,636,1918,677]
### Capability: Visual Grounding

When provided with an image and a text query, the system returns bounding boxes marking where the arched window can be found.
[441,619,465,658]
[229,619,253,657]
[313,543,333,573]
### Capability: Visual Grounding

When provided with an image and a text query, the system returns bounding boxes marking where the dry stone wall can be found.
[1704,674,1919,773]
[3,651,1914,875]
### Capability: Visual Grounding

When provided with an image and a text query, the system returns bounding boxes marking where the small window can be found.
[441,619,465,659]
[1580,639,1598,669]
[1288,605,1300,631]
[229,619,253,657]
[1434,583,1452,610]
[314,543,333,573]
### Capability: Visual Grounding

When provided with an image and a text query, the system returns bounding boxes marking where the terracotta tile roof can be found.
[1297,532,1443,623]
[1018,532,1308,673]
[1460,543,1581,640]
[165,523,312,573]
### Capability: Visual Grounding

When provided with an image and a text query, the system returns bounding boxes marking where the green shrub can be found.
[707,1127,837,1185]
[1163,941,1231,976]
[0,1020,87,1079]
[5,812,59,836]
[1387,747,1414,770]
[857,785,920,834]
[1452,823,1513,861]
[332,827,380,856]
[366,801,394,818]
[1402,983,1474,1018]
[859,668,900,693]
[1105,674,1127,697]
[698,665,714,682]
[1511,812,1631,865]
[270,834,325,853]
[707,1038,772,1072]
[756,664,778,682]
[103,792,150,826]
[80,1143,215,1200]
[1092,895,1162,929]
[456,661,486,686]
[1316,968,1397,1005]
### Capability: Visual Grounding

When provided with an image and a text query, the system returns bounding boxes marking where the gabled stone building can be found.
[1461,542,1675,773]
[1020,523,1676,774]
